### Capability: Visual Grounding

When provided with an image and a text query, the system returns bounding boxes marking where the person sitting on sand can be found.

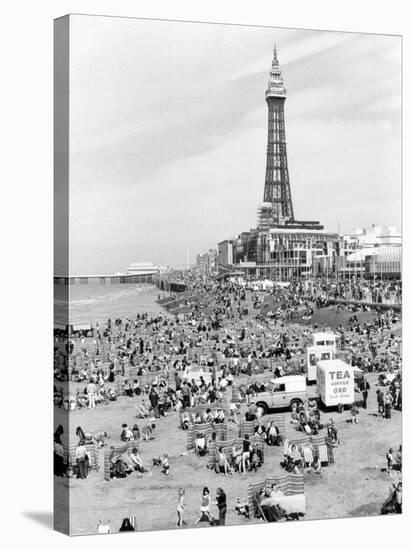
[129,448,149,475]
[215,408,225,424]
[310,456,322,475]
[269,483,284,497]
[181,411,190,430]
[161,453,170,476]
[132,380,141,396]
[142,423,156,441]
[249,443,262,472]
[381,481,402,514]
[204,409,213,423]
[120,423,133,442]
[234,497,250,518]
[111,456,131,478]
[123,380,134,397]
[245,403,257,421]
[287,444,302,468]
[193,413,203,425]
[93,431,108,448]
[267,421,282,446]
[195,433,207,456]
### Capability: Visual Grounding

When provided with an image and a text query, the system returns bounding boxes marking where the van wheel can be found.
[290,399,302,412]
[256,402,268,415]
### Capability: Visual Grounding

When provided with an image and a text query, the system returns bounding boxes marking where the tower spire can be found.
[272,44,279,66]
[266,43,286,99]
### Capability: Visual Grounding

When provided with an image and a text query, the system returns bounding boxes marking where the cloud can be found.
[228,30,356,81]
[67,16,401,274]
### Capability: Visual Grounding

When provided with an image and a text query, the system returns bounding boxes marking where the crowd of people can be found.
[54,272,402,529]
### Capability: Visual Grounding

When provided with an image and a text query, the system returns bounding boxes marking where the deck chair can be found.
[135,403,149,418]
[318,444,329,465]
[254,494,267,522]
[302,446,314,467]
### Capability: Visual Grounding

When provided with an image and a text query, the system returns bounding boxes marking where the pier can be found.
[54,274,156,285]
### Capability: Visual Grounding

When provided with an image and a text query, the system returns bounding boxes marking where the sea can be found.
[54,283,169,325]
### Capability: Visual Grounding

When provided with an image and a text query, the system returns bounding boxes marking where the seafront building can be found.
[337,226,401,279]
[196,249,218,275]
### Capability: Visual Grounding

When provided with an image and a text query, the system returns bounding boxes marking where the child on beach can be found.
[350,404,359,424]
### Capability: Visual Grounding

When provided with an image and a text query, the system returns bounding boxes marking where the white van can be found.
[316,359,355,407]
[312,332,337,353]
[250,375,307,414]
[306,345,334,382]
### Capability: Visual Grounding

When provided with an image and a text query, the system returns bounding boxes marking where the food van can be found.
[306,345,334,382]
[316,359,355,407]
[312,332,337,353]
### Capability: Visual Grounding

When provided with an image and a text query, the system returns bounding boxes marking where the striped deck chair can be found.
[301,446,314,466]
[135,403,149,418]
[317,444,329,465]
[239,420,257,438]
[246,474,305,519]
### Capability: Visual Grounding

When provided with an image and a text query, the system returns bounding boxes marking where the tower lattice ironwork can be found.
[260,45,294,226]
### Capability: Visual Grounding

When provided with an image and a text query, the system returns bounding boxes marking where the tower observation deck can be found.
[258,45,322,231]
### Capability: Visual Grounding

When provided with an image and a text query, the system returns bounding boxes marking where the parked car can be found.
[250,375,308,414]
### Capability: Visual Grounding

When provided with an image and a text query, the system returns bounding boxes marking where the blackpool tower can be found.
[259,45,295,227]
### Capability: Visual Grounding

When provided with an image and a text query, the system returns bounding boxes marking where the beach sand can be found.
[54,288,401,534]
[55,376,401,535]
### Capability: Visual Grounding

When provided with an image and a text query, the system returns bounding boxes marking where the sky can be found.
[65,15,401,275]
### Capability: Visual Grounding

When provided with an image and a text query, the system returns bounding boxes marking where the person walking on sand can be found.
[176,488,186,528]
[359,377,370,409]
[384,390,393,419]
[194,487,214,525]
[376,389,384,418]
[87,379,96,409]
